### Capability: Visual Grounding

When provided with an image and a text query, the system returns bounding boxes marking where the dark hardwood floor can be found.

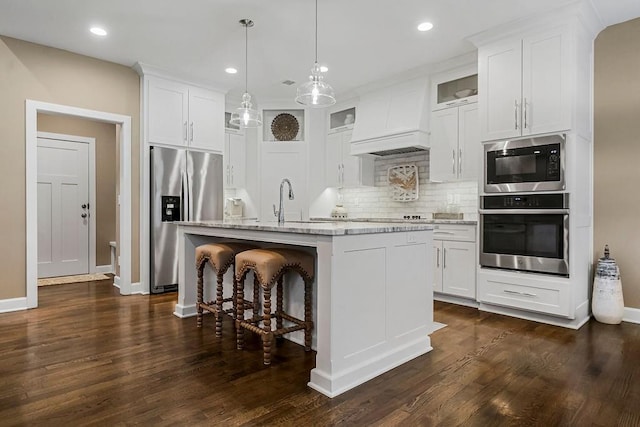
[1,279,639,426]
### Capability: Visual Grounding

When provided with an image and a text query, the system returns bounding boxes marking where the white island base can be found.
[176,220,435,398]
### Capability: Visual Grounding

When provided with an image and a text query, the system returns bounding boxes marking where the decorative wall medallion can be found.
[271,113,300,141]
[388,164,419,201]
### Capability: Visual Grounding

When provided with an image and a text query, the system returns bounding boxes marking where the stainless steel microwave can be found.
[484,134,565,193]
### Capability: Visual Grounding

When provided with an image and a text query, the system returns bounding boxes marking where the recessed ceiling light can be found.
[225,67,238,74]
[90,27,108,36]
[417,22,433,32]
[320,66,329,73]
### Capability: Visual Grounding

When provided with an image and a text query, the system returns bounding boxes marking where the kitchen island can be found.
[175,219,435,398]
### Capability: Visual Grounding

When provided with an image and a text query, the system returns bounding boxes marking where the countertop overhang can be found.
[175,219,435,236]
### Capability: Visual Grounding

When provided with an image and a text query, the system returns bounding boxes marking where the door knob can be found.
[81,213,88,218]
[81,204,87,209]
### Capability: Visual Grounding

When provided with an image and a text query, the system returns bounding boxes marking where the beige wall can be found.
[0,36,139,299]
[594,18,640,309]
[37,114,117,266]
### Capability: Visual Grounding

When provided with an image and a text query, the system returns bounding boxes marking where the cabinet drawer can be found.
[478,271,571,317]
[433,224,476,242]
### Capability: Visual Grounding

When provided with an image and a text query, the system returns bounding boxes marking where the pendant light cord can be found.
[245,22,249,93]
[315,0,318,63]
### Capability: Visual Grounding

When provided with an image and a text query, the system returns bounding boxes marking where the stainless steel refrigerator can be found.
[150,146,223,294]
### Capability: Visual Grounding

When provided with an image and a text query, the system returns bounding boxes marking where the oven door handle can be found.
[479,209,569,215]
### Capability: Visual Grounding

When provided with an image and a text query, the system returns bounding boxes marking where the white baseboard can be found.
[129,282,144,295]
[623,306,640,324]
[174,303,197,318]
[95,265,113,274]
[434,293,479,308]
[0,297,28,313]
[478,301,591,330]
[113,275,121,288]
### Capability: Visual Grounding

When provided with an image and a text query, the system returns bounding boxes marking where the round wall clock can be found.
[271,113,300,141]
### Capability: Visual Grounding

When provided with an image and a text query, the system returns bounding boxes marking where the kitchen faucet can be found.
[273,178,294,225]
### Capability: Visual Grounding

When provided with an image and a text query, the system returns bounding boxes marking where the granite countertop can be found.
[175,219,435,236]
[310,217,477,226]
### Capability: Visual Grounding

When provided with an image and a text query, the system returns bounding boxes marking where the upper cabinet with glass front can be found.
[431,65,478,111]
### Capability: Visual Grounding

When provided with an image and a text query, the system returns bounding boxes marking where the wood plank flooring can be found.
[1,279,639,426]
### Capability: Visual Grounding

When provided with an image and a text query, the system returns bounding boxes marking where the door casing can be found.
[26,100,133,309]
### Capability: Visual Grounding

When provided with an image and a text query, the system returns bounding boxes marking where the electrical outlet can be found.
[407,232,417,243]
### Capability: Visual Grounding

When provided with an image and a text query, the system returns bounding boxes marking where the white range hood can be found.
[350,77,430,156]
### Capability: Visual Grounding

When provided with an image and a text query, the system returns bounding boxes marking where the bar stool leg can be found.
[304,279,312,351]
[236,273,245,350]
[231,262,238,321]
[252,273,261,322]
[196,261,205,328]
[215,272,224,337]
[276,276,284,337]
[263,286,273,365]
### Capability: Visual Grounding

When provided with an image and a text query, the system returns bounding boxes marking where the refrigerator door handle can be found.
[181,171,190,221]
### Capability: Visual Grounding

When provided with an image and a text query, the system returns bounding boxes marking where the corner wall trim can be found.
[623,307,640,324]
[0,297,28,313]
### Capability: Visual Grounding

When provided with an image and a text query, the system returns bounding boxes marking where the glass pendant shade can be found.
[230,19,262,128]
[295,0,336,107]
[295,62,336,107]
[230,92,262,128]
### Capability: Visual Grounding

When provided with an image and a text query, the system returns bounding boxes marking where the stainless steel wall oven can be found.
[480,193,569,276]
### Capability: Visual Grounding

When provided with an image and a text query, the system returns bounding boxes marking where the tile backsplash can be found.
[339,151,479,220]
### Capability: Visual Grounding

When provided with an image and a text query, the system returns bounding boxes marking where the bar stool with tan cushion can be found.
[195,242,257,336]
[235,248,314,365]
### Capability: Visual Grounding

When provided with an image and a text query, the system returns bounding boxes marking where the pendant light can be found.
[295,0,336,107]
[230,19,262,128]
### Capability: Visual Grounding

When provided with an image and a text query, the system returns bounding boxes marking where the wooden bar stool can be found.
[235,248,314,365]
[195,242,257,336]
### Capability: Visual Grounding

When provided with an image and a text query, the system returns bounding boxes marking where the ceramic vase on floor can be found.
[592,245,624,324]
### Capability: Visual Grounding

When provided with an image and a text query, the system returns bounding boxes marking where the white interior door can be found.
[37,138,90,278]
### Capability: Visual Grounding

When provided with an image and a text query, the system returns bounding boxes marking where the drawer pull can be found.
[503,289,537,298]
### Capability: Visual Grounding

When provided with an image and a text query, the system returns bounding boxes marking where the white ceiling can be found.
[1,0,639,102]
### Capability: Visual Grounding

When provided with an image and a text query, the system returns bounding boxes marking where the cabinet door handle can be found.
[458,148,462,177]
[443,248,447,269]
[230,165,234,185]
[436,247,440,268]
[226,165,229,183]
[183,121,188,142]
[503,289,537,297]
[190,122,194,142]
[341,164,345,184]
[514,100,519,130]
[524,98,528,129]
[452,149,455,174]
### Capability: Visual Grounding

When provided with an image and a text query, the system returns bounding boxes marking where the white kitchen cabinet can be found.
[432,224,476,299]
[260,142,306,221]
[430,65,478,111]
[478,28,570,141]
[429,103,479,182]
[325,130,374,188]
[224,132,246,189]
[147,76,225,152]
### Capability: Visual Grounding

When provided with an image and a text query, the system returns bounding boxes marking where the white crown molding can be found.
[468,0,605,47]
[133,62,229,94]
